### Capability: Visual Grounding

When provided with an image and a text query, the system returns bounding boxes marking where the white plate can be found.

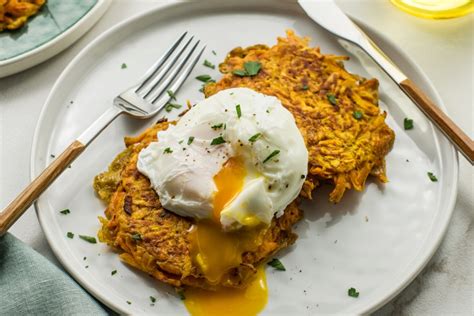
[31,1,458,314]
[0,0,110,78]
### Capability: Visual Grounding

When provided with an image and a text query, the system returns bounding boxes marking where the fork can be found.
[0,32,204,235]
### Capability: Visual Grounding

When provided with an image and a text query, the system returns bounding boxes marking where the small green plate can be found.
[0,0,98,61]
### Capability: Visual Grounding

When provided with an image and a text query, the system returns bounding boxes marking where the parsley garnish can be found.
[67,232,74,239]
[203,60,215,69]
[165,103,182,112]
[79,235,97,244]
[111,270,117,276]
[263,150,280,163]
[211,136,226,145]
[60,209,70,215]
[131,233,142,241]
[353,110,363,120]
[121,63,127,69]
[236,104,242,118]
[177,289,186,300]
[167,89,176,100]
[404,118,414,130]
[248,133,261,143]
[211,123,223,130]
[232,61,262,77]
[149,296,156,303]
[196,74,212,82]
[327,94,337,105]
[267,258,286,271]
[163,147,173,154]
[187,136,195,145]
[427,172,438,182]
[348,287,359,298]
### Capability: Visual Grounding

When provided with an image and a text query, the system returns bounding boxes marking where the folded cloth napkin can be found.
[0,233,107,316]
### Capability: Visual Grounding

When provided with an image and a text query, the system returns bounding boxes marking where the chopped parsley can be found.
[111,270,117,276]
[327,94,337,105]
[163,147,173,154]
[196,74,212,82]
[131,233,142,241]
[427,172,438,182]
[263,150,280,163]
[60,209,70,215]
[177,289,186,300]
[149,296,156,303]
[121,63,127,69]
[348,287,359,298]
[232,61,262,77]
[203,60,215,69]
[236,104,242,118]
[210,136,226,145]
[66,232,74,239]
[302,85,309,91]
[404,118,414,130]
[211,123,224,130]
[165,103,182,112]
[248,133,262,143]
[267,258,286,271]
[79,235,97,244]
[167,89,177,100]
[353,110,363,120]
[187,136,195,145]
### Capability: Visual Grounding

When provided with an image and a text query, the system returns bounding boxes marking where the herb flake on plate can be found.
[404,118,414,130]
[165,103,182,112]
[79,235,97,244]
[267,258,285,271]
[203,60,215,69]
[427,172,438,182]
[121,63,127,69]
[248,133,261,143]
[167,89,177,100]
[60,209,70,215]
[66,232,74,239]
[348,287,359,298]
[196,74,212,82]
[111,270,117,276]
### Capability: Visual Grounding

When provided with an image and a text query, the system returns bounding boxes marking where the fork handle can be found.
[400,79,474,164]
[0,141,85,236]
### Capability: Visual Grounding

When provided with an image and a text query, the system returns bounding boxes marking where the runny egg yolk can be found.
[186,157,269,316]
[184,265,268,316]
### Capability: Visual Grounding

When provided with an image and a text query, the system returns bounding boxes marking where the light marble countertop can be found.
[0,1,472,314]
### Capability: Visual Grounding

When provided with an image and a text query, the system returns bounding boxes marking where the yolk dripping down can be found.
[186,157,269,315]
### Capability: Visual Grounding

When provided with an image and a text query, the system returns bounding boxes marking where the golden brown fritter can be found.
[95,121,303,290]
[205,30,395,202]
[0,0,45,31]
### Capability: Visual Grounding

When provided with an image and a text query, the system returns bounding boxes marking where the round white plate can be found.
[0,0,111,78]
[32,1,458,314]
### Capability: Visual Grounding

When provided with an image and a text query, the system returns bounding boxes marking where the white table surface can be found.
[0,1,472,314]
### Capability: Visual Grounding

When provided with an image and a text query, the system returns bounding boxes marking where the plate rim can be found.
[30,1,459,314]
[0,0,111,78]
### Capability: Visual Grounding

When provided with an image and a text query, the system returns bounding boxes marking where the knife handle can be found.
[400,78,474,164]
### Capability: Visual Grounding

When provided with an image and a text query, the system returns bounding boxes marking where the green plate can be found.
[0,0,98,61]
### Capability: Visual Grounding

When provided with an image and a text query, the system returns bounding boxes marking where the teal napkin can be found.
[0,233,107,315]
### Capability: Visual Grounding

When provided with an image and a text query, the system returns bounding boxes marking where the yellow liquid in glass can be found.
[391,0,473,19]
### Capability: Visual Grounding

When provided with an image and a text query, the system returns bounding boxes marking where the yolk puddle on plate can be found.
[187,157,269,315]
[184,265,268,316]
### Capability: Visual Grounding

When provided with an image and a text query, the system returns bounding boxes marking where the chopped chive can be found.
[149,296,156,303]
[232,69,247,77]
[165,103,182,112]
[50,154,55,158]
[267,258,286,271]
[178,140,184,144]
[67,232,74,239]
[244,61,261,76]
[79,235,97,244]
[83,257,87,261]
[167,90,176,100]
[131,233,142,241]
[263,150,280,163]
[163,147,173,154]
[327,94,337,105]
[196,74,212,82]
[348,287,359,298]
[203,60,215,69]
[236,104,242,118]
[427,172,438,182]
[126,301,131,305]
[187,136,195,145]
[248,133,261,143]
[211,123,224,130]
[353,110,363,120]
[212,50,217,55]
[404,118,414,130]
[60,209,70,215]
[121,63,127,69]
[302,85,309,90]
[111,270,117,276]
[211,136,226,145]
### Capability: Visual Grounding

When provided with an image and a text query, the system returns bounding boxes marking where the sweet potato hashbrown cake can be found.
[94,30,394,291]
[0,0,45,32]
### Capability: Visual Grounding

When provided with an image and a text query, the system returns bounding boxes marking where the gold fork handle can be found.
[0,140,85,236]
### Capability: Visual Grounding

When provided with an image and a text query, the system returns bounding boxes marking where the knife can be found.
[298,0,474,164]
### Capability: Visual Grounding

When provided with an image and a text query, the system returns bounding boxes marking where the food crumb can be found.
[364,216,369,222]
